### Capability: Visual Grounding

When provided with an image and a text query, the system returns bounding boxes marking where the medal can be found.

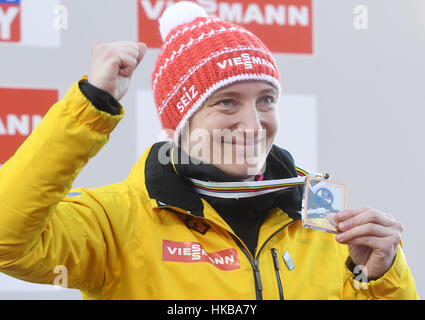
[301,176,347,233]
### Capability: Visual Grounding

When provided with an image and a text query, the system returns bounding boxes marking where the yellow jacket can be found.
[0,79,419,300]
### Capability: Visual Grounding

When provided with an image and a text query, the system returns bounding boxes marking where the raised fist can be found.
[88,41,147,101]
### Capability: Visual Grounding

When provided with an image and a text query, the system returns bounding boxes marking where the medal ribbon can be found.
[189,167,329,199]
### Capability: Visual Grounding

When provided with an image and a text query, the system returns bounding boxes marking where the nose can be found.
[236,103,262,140]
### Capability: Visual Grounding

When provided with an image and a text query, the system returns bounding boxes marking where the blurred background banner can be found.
[0,88,58,164]
[0,0,424,299]
[138,0,313,53]
[0,0,61,47]
[0,0,21,43]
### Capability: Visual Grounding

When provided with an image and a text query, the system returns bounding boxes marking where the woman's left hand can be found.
[334,207,404,279]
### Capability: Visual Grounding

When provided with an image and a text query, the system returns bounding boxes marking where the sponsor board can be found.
[0,0,61,47]
[0,87,58,164]
[138,0,313,54]
[0,0,20,42]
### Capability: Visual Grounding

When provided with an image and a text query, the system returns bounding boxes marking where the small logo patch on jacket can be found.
[184,216,210,235]
[162,240,240,271]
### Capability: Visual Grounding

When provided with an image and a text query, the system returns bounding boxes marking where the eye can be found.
[214,99,235,107]
[257,95,276,109]
[262,96,274,104]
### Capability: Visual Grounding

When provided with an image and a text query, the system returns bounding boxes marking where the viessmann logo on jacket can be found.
[162,240,240,271]
[138,0,313,54]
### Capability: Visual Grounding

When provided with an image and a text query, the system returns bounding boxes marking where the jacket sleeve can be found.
[340,244,419,299]
[0,77,124,292]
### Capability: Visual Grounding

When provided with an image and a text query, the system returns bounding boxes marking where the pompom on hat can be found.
[152,1,281,144]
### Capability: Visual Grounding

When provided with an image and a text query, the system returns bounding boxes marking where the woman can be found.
[0,2,418,299]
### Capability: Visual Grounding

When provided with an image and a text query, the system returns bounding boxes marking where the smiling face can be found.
[180,80,279,179]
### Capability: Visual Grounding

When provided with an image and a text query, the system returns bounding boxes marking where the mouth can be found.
[220,137,265,146]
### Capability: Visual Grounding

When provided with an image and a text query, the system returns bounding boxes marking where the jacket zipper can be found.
[230,234,263,300]
[229,219,298,300]
[271,248,284,300]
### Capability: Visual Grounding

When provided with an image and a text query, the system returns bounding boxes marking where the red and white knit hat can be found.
[152,1,281,143]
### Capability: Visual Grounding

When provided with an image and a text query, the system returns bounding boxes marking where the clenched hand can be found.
[88,41,147,101]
